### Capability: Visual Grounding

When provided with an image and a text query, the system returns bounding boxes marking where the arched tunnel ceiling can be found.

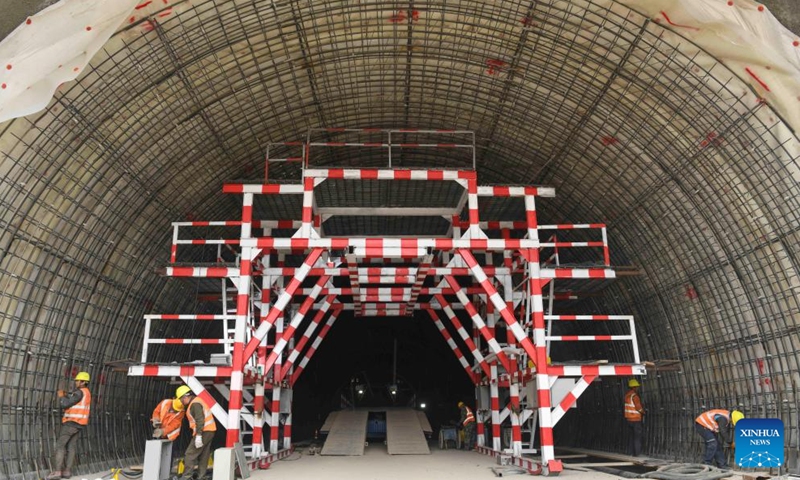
[2,0,800,474]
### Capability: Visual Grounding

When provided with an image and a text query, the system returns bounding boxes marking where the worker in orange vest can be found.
[458,401,476,450]
[151,396,186,441]
[177,386,217,479]
[46,372,92,480]
[624,379,645,456]
[694,409,744,468]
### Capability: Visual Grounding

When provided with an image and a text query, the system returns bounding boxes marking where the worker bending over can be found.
[152,395,186,441]
[694,408,744,468]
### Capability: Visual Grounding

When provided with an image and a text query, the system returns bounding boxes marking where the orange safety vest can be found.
[462,406,475,426]
[624,390,643,422]
[187,397,217,436]
[695,409,729,432]
[62,387,91,426]
[152,399,186,441]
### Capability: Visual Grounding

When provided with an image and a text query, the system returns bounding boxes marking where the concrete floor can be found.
[251,445,622,480]
[242,445,760,480]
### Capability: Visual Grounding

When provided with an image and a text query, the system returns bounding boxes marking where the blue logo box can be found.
[735,418,784,468]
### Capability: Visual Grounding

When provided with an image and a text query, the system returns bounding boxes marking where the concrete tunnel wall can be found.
[1,0,800,477]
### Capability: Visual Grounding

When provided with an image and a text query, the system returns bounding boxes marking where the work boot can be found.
[61,470,71,478]
[45,471,61,480]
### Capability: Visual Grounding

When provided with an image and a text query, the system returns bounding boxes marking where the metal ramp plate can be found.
[319,410,339,434]
[386,409,430,455]
[321,410,368,456]
[416,410,433,433]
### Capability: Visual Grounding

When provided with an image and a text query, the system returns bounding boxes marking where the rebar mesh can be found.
[0,0,799,475]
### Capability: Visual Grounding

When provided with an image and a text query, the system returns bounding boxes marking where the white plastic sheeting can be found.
[0,0,799,133]
[0,0,139,123]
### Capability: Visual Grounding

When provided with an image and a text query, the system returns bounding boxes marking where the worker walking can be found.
[624,379,645,456]
[694,409,744,468]
[458,401,476,451]
[47,372,92,480]
[177,386,217,480]
[151,396,186,441]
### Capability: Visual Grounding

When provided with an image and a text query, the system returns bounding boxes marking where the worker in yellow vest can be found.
[177,386,217,479]
[151,397,186,442]
[47,372,92,480]
[623,379,645,456]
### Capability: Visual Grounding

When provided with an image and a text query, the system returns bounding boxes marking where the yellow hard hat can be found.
[628,379,640,388]
[175,385,192,399]
[172,398,184,411]
[75,371,90,382]
[731,410,744,426]
[457,401,465,408]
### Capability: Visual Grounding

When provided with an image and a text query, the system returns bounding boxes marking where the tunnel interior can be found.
[2,0,800,478]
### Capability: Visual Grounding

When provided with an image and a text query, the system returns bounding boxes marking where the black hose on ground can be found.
[639,463,733,480]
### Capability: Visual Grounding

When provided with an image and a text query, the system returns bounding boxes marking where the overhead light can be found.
[420,403,426,409]
[358,389,364,395]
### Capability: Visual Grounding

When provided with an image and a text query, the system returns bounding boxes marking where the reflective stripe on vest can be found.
[153,399,185,441]
[188,397,217,435]
[63,387,91,426]
[624,390,642,421]
[695,409,729,432]
[462,406,475,426]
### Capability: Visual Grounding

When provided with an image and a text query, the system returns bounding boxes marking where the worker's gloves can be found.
[153,428,164,438]
[195,436,203,448]
[57,390,66,398]
[151,419,161,428]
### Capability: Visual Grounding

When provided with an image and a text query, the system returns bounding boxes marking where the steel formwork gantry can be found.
[128,129,645,475]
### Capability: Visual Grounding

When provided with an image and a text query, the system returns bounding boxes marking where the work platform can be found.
[318,407,431,456]
[127,129,646,475]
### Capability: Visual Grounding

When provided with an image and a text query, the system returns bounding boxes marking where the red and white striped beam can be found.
[290,309,340,385]
[261,276,331,374]
[240,237,538,251]
[425,308,477,384]
[406,254,433,312]
[476,186,555,197]
[279,299,339,381]
[303,168,476,181]
[128,364,234,377]
[539,267,615,279]
[223,184,305,194]
[260,267,515,277]
[242,249,324,361]
[437,283,512,373]
[431,296,491,378]
[457,249,538,362]
[549,375,597,426]
[346,255,362,315]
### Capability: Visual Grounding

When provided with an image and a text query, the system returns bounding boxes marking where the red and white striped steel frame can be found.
[260,266,516,277]
[290,308,340,386]
[293,286,487,296]
[242,248,324,361]
[358,274,415,284]
[279,298,339,381]
[476,186,556,198]
[249,446,295,470]
[226,192,254,446]
[346,255,362,315]
[269,311,283,454]
[262,275,331,375]
[222,184,305,194]
[405,254,433,313]
[457,249,538,363]
[549,375,597,426]
[424,308,477,384]
[509,378,522,456]
[489,364,501,450]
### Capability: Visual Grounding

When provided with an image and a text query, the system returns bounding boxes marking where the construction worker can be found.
[47,372,92,480]
[624,379,645,456]
[151,396,186,441]
[694,408,744,468]
[458,401,476,450]
[177,386,217,479]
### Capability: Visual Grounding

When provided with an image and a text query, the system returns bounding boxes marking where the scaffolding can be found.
[128,129,645,475]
